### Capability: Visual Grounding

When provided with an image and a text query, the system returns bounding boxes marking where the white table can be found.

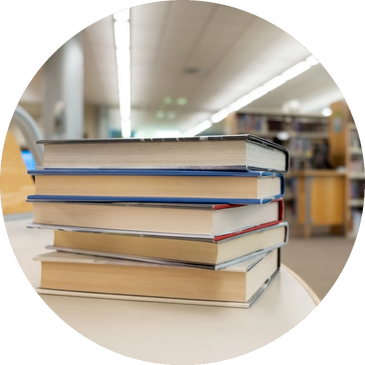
[5,215,317,365]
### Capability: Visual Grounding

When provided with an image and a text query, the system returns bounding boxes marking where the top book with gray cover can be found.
[38,134,289,173]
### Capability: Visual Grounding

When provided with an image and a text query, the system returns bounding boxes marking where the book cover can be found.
[37,134,290,173]
[34,248,282,308]
[41,222,288,270]
[27,200,284,241]
[27,170,285,205]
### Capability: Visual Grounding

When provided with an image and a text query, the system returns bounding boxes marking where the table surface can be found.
[5,215,317,365]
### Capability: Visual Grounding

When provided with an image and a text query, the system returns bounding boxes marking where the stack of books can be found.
[27,135,289,308]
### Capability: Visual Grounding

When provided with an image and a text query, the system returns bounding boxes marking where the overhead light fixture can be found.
[114,21,130,49]
[211,109,229,124]
[164,96,172,104]
[113,9,130,22]
[306,55,319,66]
[227,95,255,113]
[248,86,268,100]
[114,8,131,138]
[321,107,332,117]
[276,131,290,141]
[263,75,286,92]
[183,120,212,136]
[282,61,310,80]
[156,111,165,119]
[176,97,187,105]
[184,54,320,136]
[282,99,300,114]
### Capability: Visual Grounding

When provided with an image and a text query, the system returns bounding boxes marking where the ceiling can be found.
[20,1,343,135]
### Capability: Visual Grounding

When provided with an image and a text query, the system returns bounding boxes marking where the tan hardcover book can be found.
[31,172,282,201]
[37,135,289,173]
[36,223,288,269]
[34,248,280,307]
[29,200,282,238]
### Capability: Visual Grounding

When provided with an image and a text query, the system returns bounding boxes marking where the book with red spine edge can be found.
[213,198,283,242]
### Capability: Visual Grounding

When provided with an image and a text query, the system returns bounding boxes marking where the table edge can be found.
[281,264,321,306]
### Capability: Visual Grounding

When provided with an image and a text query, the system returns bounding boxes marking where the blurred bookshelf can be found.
[225,108,364,238]
[224,112,329,170]
[346,110,365,237]
[224,112,330,230]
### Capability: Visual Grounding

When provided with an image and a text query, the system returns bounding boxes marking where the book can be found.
[27,170,284,205]
[33,248,281,307]
[28,199,283,238]
[36,135,289,173]
[29,222,287,269]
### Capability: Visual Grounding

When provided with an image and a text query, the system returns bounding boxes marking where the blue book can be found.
[28,169,284,205]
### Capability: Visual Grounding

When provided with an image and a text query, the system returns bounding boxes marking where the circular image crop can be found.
[1,1,362,364]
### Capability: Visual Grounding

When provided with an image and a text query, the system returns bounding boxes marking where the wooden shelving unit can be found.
[337,104,365,238]
[329,101,364,237]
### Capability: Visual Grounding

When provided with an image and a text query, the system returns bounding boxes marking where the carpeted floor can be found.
[282,234,356,300]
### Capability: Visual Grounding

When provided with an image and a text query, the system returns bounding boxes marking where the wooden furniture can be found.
[5,216,317,364]
[0,131,35,215]
[292,170,346,238]
[329,101,364,237]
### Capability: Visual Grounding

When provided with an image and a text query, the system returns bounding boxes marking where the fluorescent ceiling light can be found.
[184,120,212,136]
[321,107,332,117]
[114,9,131,138]
[263,75,286,92]
[306,55,319,66]
[211,109,229,124]
[282,61,310,80]
[114,21,130,49]
[183,55,320,136]
[249,86,268,100]
[121,118,131,138]
[117,67,131,82]
[227,95,255,113]
[176,97,187,105]
[164,96,172,104]
[116,48,130,68]
[113,9,130,22]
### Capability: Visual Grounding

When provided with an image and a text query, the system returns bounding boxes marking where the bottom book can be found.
[34,248,281,308]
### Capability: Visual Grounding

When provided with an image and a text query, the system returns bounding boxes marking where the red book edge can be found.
[213,199,284,242]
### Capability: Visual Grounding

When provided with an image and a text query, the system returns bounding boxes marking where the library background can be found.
[1,1,362,362]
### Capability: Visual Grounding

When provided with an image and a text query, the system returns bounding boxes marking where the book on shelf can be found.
[27,169,284,205]
[267,119,283,132]
[289,138,312,157]
[29,222,287,270]
[292,117,327,132]
[350,180,365,200]
[33,247,281,308]
[349,209,363,236]
[36,135,289,173]
[27,199,283,238]
[349,156,364,174]
[349,129,361,149]
[237,114,269,134]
